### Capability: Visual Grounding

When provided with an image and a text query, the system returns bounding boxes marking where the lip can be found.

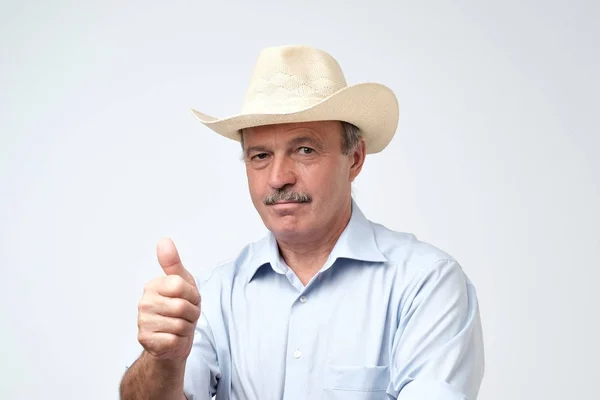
[268,201,306,208]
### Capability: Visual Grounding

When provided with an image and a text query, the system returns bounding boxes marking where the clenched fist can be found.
[137,237,201,362]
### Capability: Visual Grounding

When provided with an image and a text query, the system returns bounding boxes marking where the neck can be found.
[276,201,352,285]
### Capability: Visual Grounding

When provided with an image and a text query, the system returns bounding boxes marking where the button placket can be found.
[282,290,315,399]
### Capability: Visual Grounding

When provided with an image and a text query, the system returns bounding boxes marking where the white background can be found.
[1,1,599,399]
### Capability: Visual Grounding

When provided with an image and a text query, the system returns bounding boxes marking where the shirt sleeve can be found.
[389,259,485,400]
[183,307,221,399]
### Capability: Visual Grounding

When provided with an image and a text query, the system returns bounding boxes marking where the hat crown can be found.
[242,45,348,114]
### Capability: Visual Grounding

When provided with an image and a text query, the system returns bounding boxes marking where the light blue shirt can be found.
[184,201,484,399]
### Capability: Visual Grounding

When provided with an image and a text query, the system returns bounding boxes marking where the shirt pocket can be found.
[323,365,389,400]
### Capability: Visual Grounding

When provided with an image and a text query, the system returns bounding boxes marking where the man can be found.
[120,45,484,400]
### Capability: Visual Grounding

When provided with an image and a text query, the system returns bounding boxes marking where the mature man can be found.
[120,45,484,399]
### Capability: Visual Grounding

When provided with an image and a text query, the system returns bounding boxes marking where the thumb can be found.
[156,237,197,288]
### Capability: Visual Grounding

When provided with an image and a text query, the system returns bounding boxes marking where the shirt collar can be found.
[245,199,387,283]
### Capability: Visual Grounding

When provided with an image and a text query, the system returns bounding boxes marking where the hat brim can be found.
[190,82,399,154]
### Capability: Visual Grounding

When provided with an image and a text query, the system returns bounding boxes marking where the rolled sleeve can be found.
[389,259,485,399]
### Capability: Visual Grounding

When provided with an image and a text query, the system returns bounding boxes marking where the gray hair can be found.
[340,121,362,155]
[240,121,362,155]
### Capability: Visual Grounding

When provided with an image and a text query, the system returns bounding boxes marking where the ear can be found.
[349,138,367,182]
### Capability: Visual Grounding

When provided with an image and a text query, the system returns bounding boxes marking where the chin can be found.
[268,216,300,234]
[264,214,310,239]
[257,202,318,237]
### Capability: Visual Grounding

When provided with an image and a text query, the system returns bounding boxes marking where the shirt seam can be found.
[400,258,458,314]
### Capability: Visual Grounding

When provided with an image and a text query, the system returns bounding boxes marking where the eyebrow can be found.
[288,135,325,150]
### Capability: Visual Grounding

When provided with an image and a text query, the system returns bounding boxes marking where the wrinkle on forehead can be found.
[241,121,343,148]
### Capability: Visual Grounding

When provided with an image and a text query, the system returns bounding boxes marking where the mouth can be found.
[269,201,306,206]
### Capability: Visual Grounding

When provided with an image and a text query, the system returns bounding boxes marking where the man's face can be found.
[242,121,365,241]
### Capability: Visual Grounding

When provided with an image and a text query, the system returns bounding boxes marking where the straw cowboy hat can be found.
[190,45,399,154]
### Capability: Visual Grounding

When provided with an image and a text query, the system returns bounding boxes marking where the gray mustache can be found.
[264,190,312,205]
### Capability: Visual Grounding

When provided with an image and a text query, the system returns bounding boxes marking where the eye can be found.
[251,153,269,160]
[298,147,314,155]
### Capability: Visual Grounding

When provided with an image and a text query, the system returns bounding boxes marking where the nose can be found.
[268,155,297,190]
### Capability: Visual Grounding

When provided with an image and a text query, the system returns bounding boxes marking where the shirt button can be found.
[293,349,302,359]
[299,296,307,303]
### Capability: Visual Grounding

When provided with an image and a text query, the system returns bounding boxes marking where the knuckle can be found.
[191,305,201,322]
[138,296,154,312]
[164,334,180,349]
[165,275,185,294]
[191,290,201,305]
[137,313,149,329]
[173,319,189,335]
[143,278,159,292]
[172,298,187,316]
[137,331,150,346]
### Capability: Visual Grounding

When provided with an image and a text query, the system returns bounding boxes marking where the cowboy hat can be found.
[190,45,399,154]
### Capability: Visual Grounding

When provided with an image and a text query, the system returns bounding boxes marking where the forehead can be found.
[242,121,342,144]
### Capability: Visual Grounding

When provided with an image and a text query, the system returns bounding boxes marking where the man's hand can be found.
[137,238,201,362]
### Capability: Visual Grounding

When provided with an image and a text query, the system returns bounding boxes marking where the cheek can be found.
[301,161,348,194]
[328,164,352,196]
[246,170,273,207]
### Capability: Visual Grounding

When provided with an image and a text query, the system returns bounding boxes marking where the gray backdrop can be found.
[1,0,599,399]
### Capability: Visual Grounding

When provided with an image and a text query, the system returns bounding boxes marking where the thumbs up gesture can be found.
[137,238,201,362]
